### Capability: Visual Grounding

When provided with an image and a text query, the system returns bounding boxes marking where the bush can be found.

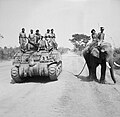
[58,47,70,55]
[0,46,19,60]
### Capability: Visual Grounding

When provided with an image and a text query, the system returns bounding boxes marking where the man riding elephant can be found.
[83,29,100,58]
[98,27,105,46]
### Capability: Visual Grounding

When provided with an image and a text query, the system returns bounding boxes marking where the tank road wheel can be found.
[48,64,57,81]
[11,67,22,83]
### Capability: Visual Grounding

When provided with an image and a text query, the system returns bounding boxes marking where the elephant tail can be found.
[75,62,86,77]
[66,62,86,77]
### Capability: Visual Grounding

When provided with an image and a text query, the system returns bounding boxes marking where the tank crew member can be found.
[45,29,51,48]
[50,29,56,39]
[19,28,27,52]
[27,29,35,50]
[38,36,47,51]
[50,29,58,49]
[34,29,41,47]
[45,29,50,40]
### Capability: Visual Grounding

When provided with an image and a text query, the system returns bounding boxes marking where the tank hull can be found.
[11,50,62,83]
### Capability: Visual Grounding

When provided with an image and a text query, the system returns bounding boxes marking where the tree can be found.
[69,34,90,51]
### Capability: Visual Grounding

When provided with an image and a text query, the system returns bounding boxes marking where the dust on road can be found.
[0,52,120,117]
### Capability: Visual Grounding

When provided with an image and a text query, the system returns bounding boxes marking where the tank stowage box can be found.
[11,50,62,83]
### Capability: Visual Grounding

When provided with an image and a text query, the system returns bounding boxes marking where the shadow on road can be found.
[26,76,58,83]
[76,75,115,85]
[76,75,94,82]
[10,76,58,84]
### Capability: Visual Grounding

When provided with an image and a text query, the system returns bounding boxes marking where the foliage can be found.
[0,46,19,60]
[69,34,90,51]
[58,47,70,55]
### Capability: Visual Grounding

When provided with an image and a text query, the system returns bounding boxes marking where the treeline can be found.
[0,46,19,60]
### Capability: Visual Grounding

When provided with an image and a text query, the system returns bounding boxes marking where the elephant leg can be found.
[86,64,93,80]
[91,65,98,81]
[100,61,106,83]
[83,52,92,79]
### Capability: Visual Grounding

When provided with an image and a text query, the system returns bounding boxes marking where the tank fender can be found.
[47,61,57,67]
[57,60,62,65]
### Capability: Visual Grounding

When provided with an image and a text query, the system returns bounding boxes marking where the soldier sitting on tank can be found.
[37,36,47,51]
[27,29,36,51]
[29,29,41,51]
[50,29,58,50]
[19,28,27,53]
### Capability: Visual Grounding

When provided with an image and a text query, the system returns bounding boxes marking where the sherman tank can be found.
[11,49,62,83]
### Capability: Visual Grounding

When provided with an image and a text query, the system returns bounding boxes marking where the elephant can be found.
[82,42,116,84]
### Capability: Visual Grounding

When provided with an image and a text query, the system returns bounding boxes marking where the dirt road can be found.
[0,52,120,117]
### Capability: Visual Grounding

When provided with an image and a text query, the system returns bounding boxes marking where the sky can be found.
[0,0,120,48]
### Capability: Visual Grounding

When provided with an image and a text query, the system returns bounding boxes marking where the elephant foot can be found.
[94,78,99,82]
[99,80,106,84]
[87,75,94,81]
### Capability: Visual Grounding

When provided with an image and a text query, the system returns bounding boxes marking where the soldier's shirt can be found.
[45,33,51,39]
[50,33,56,43]
[34,34,41,43]
[98,32,105,41]
[19,32,27,44]
[28,33,35,43]
[50,33,55,38]
[91,33,98,42]
[39,39,46,48]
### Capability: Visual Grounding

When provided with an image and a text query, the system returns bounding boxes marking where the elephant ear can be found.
[100,42,112,52]
[91,48,99,58]
[100,42,113,61]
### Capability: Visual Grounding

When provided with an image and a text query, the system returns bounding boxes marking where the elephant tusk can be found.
[114,62,120,67]
[106,62,111,69]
